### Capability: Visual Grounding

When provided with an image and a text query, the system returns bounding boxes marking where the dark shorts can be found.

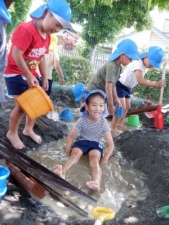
[116,81,132,99]
[72,140,103,155]
[5,75,41,95]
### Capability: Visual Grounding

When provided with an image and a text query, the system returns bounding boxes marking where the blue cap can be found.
[80,89,109,117]
[139,46,164,68]
[108,39,138,61]
[0,1,12,24]
[73,83,88,102]
[30,0,72,29]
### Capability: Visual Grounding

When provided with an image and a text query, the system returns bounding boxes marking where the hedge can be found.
[52,55,94,85]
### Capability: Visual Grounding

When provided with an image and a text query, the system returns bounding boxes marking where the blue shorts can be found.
[116,81,132,99]
[5,75,41,95]
[72,140,103,155]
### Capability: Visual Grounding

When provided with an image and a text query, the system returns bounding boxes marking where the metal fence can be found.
[58,49,108,72]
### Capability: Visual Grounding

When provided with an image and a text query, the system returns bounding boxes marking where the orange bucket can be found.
[16,85,54,120]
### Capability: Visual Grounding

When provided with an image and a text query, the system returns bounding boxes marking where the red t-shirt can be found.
[5,21,50,77]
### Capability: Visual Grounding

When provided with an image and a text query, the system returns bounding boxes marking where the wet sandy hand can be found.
[53,164,65,179]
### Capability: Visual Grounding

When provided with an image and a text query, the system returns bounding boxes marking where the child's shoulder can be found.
[17,21,34,30]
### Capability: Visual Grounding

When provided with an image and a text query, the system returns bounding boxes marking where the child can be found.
[43,33,64,120]
[112,46,166,132]
[87,39,139,131]
[0,0,12,107]
[4,0,72,149]
[44,33,64,96]
[54,90,114,191]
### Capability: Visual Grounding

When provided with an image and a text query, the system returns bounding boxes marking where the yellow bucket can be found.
[16,85,54,120]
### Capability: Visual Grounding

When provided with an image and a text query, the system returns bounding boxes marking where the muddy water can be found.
[26,114,149,222]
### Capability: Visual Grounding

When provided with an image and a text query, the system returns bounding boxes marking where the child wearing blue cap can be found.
[3,0,72,149]
[87,39,138,125]
[0,0,12,107]
[53,90,114,191]
[112,46,166,133]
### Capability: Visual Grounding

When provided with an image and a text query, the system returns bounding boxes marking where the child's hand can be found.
[158,79,166,87]
[27,75,39,88]
[114,97,121,106]
[108,104,115,115]
[42,78,49,91]
[99,157,108,166]
[65,148,71,156]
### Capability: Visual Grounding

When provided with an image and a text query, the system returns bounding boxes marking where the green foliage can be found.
[68,0,153,48]
[148,0,169,10]
[6,0,32,37]
[133,68,169,103]
[52,55,94,85]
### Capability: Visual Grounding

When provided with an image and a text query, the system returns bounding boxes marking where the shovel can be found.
[92,206,115,225]
[154,58,168,129]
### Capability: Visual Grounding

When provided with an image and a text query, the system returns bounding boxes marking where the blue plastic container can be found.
[115,105,123,118]
[59,108,74,121]
[0,165,10,201]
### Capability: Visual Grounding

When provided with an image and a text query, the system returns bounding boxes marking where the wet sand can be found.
[0,89,169,225]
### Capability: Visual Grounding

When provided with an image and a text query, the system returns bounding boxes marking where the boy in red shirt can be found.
[4,0,72,149]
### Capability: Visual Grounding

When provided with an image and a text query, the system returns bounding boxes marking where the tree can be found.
[68,0,168,50]
[6,0,32,37]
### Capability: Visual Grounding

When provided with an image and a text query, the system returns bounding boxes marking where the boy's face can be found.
[121,53,133,66]
[85,95,105,120]
[43,11,63,34]
[143,57,153,68]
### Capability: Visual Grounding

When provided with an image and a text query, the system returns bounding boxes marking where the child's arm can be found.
[53,55,64,85]
[112,86,121,106]
[12,46,38,87]
[99,132,114,166]
[135,69,166,87]
[105,81,115,114]
[38,57,49,91]
[66,128,78,156]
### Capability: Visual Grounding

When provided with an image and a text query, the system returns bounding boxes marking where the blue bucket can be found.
[0,165,10,201]
[59,108,74,121]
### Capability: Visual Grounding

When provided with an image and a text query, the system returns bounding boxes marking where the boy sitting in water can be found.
[54,90,114,191]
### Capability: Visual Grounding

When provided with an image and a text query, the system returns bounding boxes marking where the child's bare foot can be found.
[117,124,127,130]
[6,131,25,149]
[23,129,42,144]
[86,181,100,191]
[53,165,65,179]
[111,129,122,137]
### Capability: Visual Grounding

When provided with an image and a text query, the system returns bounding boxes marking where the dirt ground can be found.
[0,88,169,225]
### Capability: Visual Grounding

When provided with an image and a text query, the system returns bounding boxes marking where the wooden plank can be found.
[107,105,158,119]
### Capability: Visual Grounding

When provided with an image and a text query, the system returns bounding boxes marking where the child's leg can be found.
[23,116,42,144]
[117,97,130,127]
[111,116,120,132]
[53,147,83,179]
[6,98,25,149]
[86,150,101,191]
[111,98,126,132]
